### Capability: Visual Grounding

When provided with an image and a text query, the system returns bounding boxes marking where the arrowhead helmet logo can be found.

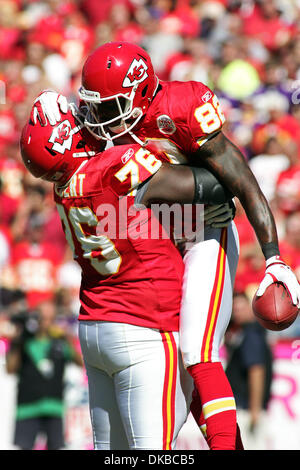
[48,120,73,154]
[56,123,70,144]
[123,58,149,88]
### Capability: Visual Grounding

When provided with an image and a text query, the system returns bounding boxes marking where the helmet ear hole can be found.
[141,85,148,97]
[76,140,86,149]
[45,147,57,157]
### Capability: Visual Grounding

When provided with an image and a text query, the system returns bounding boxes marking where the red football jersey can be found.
[11,240,61,308]
[116,80,225,163]
[279,240,300,273]
[276,164,300,214]
[54,144,184,331]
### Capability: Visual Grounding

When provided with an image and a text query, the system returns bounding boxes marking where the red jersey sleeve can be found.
[180,82,226,154]
[108,145,162,197]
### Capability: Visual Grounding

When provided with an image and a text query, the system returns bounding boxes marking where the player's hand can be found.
[204,201,235,228]
[30,90,68,126]
[256,256,300,307]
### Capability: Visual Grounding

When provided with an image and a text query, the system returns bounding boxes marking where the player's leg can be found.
[190,388,244,450]
[107,324,193,450]
[86,364,130,450]
[78,321,129,450]
[180,222,241,450]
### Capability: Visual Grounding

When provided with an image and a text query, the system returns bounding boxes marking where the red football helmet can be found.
[20,105,99,185]
[78,42,158,141]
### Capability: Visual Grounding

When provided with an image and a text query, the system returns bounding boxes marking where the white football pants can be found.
[78,321,193,450]
[180,223,240,367]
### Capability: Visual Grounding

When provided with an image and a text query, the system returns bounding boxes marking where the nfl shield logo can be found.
[157,115,177,135]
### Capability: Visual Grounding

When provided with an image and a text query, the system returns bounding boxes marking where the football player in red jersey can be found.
[31,42,300,450]
[20,105,234,450]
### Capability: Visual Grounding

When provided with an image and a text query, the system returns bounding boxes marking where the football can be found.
[252,282,299,331]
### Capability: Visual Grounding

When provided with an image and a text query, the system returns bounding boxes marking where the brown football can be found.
[252,282,299,331]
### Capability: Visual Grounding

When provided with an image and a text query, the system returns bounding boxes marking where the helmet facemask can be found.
[78,85,144,141]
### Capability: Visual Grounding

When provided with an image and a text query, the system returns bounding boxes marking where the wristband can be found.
[261,242,280,260]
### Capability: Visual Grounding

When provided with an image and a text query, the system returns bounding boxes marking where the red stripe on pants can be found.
[200,228,228,362]
[160,331,177,450]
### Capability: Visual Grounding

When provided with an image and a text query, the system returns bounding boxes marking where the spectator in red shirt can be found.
[0,142,25,226]
[10,213,62,310]
[275,158,300,216]
[80,0,115,26]
[242,0,295,51]
[234,245,266,301]
[279,212,300,278]
[108,1,145,44]
[251,93,300,158]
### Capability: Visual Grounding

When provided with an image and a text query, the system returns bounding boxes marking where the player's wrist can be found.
[261,242,280,262]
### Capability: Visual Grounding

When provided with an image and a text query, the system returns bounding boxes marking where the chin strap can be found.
[128,131,148,147]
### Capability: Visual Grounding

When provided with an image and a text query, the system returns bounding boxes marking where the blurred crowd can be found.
[1,0,300,346]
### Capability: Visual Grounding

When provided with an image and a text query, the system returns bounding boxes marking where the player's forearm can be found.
[238,188,279,259]
[199,132,279,258]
